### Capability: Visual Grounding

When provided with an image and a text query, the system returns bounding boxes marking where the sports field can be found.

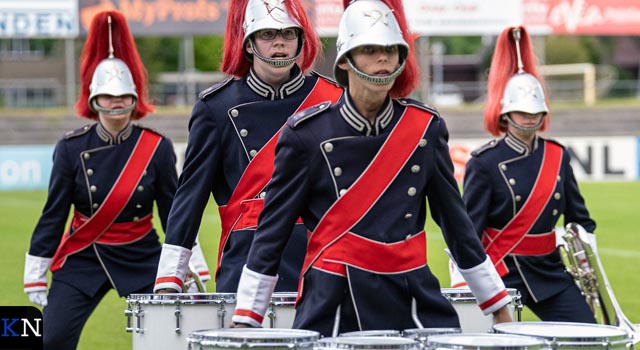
[2,181,639,349]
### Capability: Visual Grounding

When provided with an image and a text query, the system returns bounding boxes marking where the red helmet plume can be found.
[484,26,550,136]
[221,0,320,77]
[76,10,153,120]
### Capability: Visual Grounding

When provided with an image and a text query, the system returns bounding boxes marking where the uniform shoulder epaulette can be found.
[471,139,499,156]
[309,70,340,87]
[396,98,441,118]
[543,136,565,149]
[137,124,164,137]
[287,101,333,128]
[199,75,234,100]
[63,124,93,140]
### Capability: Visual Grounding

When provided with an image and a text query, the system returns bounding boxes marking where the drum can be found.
[402,328,461,345]
[492,322,633,350]
[316,336,420,350]
[264,292,297,328]
[425,333,548,350]
[441,288,522,333]
[125,293,297,350]
[125,293,236,350]
[187,328,319,350]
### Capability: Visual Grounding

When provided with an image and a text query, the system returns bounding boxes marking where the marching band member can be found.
[459,26,597,323]
[232,0,512,335]
[22,11,183,350]
[153,0,342,293]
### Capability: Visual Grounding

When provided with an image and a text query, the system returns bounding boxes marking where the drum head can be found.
[426,333,547,350]
[187,328,319,349]
[402,328,461,342]
[340,330,402,337]
[492,322,631,349]
[317,336,420,350]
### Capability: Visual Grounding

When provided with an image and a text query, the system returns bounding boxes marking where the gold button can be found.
[87,169,94,176]
[411,165,420,173]
[323,143,334,152]
[334,167,343,177]
[230,109,239,117]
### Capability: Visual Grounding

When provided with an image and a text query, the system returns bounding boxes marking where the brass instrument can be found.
[559,223,640,343]
[182,263,206,293]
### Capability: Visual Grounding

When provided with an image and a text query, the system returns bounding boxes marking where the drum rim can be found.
[492,321,632,344]
[340,330,403,337]
[317,336,420,349]
[126,292,237,304]
[187,328,320,347]
[426,333,548,350]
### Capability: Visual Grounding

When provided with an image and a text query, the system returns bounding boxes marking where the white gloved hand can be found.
[24,253,51,307]
[27,291,48,307]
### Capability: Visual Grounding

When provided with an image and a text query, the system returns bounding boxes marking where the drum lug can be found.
[218,303,228,328]
[134,304,145,334]
[125,303,134,333]
[266,305,276,328]
[174,304,182,334]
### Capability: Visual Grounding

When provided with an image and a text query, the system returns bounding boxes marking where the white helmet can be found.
[500,72,549,116]
[89,57,137,115]
[334,0,408,87]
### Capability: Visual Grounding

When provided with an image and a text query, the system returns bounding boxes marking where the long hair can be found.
[76,10,153,120]
[221,0,320,77]
[484,26,549,136]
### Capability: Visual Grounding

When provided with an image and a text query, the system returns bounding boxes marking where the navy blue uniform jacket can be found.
[28,123,177,297]
[463,134,596,302]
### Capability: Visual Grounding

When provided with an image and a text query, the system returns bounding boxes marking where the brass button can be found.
[86,169,94,176]
[500,164,507,171]
[323,143,334,153]
[230,109,239,117]
[90,185,97,192]
[334,167,343,177]
[411,165,420,173]
[240,129,248,137]
[83,153,90,160]
[509,178,516,186]
[515,195,522,202]
[137,185,144,192]
[419,139,427,147]
[249,149,258,157]
[407,187,417,196]
[554,192,561,200]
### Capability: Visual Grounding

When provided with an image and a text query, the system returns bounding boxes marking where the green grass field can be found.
[1,181,639,349]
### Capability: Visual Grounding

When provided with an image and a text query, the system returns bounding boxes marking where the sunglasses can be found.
[255,28,300,41]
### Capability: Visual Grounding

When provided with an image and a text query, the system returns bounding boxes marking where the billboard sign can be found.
[0,0,78,38]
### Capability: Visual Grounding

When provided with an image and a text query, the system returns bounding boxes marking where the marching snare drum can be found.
[316,336,421,350]
[441,288,522,333]
[125,293,236,350]
[425,333,548,350]
[264,292,297,328]
[492,322,633,350]
[187,328,319,350]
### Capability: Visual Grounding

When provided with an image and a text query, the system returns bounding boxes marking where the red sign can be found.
[524,0,640,35]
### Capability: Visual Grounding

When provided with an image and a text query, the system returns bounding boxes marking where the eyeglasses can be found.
[255,28,299,41]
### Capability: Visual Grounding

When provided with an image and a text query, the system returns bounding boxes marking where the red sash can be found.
[482,141,563,276]
[299,106,432,298]
[50,130,162,272]
[216,78,342,276]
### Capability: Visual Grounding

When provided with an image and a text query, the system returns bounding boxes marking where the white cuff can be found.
[154,244,191,292]
[189,236,211,283]
[458,255,512,315]
[24,253,51,293]
[232,265,278,327]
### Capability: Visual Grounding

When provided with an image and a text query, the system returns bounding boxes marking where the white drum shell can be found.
[425,333,548,350]
[441,288,521,333]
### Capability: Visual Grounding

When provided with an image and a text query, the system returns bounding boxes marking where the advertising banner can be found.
[0,0,78,38]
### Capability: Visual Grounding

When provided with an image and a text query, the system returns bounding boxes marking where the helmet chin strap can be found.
[347,57,405,86]
[92,99,137,116]
[504,114,544,135]
[249,39,302,68]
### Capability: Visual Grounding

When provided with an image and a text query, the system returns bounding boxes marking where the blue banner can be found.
[0,145,53,191]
